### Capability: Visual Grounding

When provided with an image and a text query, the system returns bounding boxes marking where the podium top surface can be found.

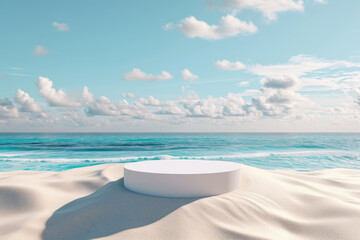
[124,160,241,175]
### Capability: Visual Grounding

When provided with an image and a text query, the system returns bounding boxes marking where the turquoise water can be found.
[0,133,360,172]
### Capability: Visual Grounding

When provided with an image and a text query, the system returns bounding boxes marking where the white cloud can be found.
[82,86,125,116]
[82,87,155,119]
[242,57,339,118]
[15,89,42,113]
[215,59,246,70]
[123,93,138,98]
[165,14,257,40]
[33,45,49,56]
[139,96,162,106]
[8,54,359,129]
[82,86,94,102]
[182,97,220,118]
[182,69,199,81]
[238,81,250,87]
[354,89,360,106]
[250,55,360,78]
[123,68,173,81]
[220,0,304,20]
[249,55,360,92]
[37,76,80,107]
[6,72,31,77]
[251,88,308,117]
[181,93,246,118]
[238,89,261,96]
[261,75,299,89]
[52,21,70,31]
[222,93,247,116]
[121,102,156,119]
[84,96,123,116]
[354,89,360,97]
[0,98,19,118]
[314,0,326,4]
[155,102,184,115]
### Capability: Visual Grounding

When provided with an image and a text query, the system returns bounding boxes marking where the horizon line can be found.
[0,131,359,134]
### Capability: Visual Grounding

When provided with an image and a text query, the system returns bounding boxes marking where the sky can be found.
[1,0,360,132]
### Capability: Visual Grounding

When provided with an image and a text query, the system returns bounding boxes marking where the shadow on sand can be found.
[41,178,198,240]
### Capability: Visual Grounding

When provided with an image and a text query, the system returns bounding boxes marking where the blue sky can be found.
[1,0,360,132]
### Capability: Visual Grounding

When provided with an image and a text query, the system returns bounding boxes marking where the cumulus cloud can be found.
[0,98,19,118]
[84,96,124,116]
[33,45,49,56]
[249,74,309,117]
[15,89,42,113]
[165,14,257,40]
[182,69,199,81]
[123,68,173,81]
[182,97,219,118]
[82,87,154,119]
[251,88,307,116]
[242,56,360,118]
[82,86,94,102]
[52,21,70,31]
[82,87,120,116]
[181,93,246,118]
[155,102,184,115]
[37,76,80,107]
[215,59,246,71]
[222,93,247,116]
[139,96,162,106]
[219,0,304,20]
[262,75,299,89]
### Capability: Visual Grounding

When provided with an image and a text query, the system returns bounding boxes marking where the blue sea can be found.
[0,133,359,172]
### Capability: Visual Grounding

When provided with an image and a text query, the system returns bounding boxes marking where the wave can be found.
[0,150,357,163]
[0,152,39,157]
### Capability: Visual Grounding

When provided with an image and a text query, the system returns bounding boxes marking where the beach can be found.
[1,163,360,240]
[2,0,360,238]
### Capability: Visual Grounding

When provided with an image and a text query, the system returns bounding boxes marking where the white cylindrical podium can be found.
[124,160,241,198]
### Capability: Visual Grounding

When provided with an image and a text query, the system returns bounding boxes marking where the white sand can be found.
[1,164,360,240]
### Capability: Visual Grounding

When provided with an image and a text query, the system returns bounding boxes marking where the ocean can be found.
[0,133,359,172]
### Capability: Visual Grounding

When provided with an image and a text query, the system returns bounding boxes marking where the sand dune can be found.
[1,163,360,240]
